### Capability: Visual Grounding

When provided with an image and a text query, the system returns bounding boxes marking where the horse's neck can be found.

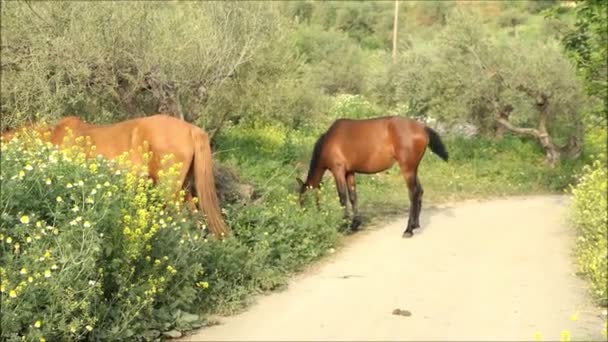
[306,166,325,188]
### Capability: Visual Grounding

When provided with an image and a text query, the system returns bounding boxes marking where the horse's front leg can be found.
[346,172,361,231]
[332,169,350,227]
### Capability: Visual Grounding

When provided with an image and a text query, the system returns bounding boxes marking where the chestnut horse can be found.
[51,114,230,238]
[297,116,448,238]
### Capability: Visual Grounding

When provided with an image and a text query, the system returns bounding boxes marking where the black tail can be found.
[425,126,449,161]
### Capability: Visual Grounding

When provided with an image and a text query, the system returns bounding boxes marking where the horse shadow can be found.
[342,202,456,236]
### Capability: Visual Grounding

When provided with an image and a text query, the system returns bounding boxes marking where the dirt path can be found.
[182,195,606,341]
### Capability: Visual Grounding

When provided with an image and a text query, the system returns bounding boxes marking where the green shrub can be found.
[0,132,207,341]
[570,157,608,306]
[328,94,380,121]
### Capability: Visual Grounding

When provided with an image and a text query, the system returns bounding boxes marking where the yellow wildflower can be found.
[9,290,17,298]
[0,284,4,292]
[40,338,46,342]
[20,268,27,275]
[560,330,571,342]
[44,270,51,278]
[26,237,32,243]
[6,237,12,244]
[83,221,91,228]
[27,277,33,283]
[45,178,52,185]
[34,320,41,328]
[20,215,30,224]
[56,196,63,202]
[85,325,93,331]
[569,312,578,321]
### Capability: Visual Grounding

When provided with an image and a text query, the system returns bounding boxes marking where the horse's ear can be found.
[296,177,305,187]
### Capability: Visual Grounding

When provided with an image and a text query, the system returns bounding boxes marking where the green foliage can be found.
[562,0,608,119]
[570,157,608,306]
[0,1,294,130]
[292,24,368,95]
[328,94,379,121]
[0,133,205,341]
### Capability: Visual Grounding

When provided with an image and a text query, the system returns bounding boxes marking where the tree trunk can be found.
[392,0,399,63]
[495,92,561,166]
[494,103,513,140]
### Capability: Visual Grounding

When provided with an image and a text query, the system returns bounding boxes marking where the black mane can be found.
[306,133,326,183]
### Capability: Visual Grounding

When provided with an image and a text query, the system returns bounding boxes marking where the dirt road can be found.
[183,195,606,341]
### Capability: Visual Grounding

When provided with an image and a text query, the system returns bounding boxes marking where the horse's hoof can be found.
[402,231,414,238]
[350,219,362,231]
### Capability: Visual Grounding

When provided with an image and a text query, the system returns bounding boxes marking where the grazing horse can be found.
[297,116,448,238]
[51,114,230,238]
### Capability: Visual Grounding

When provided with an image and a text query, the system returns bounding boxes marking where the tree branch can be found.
[496,118,541,138]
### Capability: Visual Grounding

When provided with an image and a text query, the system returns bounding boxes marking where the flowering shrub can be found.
[329,94,379,121]
[1,126,345,339]
[570,156,608,306]
[0,132,207,341]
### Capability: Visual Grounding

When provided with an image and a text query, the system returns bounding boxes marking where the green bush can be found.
[0,132,207,341]
[570,157,608,306]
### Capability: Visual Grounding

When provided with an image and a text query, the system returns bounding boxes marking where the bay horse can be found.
[297,116,448,238]
[50,114,230,238]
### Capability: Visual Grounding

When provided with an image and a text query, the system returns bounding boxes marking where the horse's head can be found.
[296,177,319,208]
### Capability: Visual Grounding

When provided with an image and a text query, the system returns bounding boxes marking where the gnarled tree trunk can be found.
[495,91,561,166]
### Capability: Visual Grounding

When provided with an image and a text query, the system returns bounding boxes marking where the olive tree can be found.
[393,8,588,165]
[0,1,279,131]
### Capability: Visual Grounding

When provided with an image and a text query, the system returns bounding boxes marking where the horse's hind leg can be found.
[346,172,361,231]
[399,166,422,238]
[414,178,423,229]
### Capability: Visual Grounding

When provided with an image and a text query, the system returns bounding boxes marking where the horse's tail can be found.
[425,126,449,161]
[190,128,230,238]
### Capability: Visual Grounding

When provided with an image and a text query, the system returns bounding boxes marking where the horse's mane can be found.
[306,132,326,182]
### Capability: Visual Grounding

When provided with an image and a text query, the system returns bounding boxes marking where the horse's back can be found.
[322,116,428,173]
[326,116,425,145]
[131,115,206,161]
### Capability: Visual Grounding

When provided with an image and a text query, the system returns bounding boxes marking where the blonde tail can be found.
[190,128,230,238]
